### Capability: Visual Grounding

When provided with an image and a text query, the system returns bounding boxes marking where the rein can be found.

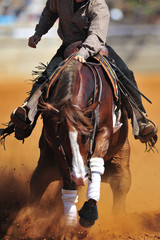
[84,62,103,181]
[108,58,152,104]
[56,119,72,183]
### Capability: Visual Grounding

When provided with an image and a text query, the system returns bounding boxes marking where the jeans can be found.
[106,45,146,113]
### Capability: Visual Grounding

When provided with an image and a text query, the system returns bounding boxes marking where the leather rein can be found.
[84,61,103,181]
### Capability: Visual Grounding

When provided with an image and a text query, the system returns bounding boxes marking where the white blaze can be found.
[69,128,86,180]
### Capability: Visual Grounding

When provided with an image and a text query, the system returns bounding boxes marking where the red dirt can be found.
[0,73,160,240]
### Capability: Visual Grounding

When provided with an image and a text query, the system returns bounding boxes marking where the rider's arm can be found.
[35,0,59,38]
[78,0,110,59]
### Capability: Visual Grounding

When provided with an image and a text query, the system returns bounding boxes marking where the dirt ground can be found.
[0,71,159,240]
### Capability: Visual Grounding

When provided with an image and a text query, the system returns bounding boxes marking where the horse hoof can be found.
[78,200,98,228]
[79,217,95,228]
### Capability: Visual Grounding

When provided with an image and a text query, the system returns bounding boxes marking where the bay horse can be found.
[29,49,131,228]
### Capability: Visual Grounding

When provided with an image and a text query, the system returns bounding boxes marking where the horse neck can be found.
[49,61,77,108]
[72,63,95,109]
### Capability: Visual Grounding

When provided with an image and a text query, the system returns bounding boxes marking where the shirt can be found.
[35,0,110,59]
[74,0,88,13]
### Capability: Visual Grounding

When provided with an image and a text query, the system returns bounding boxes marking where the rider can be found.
[11,0,157,143]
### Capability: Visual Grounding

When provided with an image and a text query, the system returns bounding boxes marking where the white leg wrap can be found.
[86,158,105,202]
[61,189,78,226]
[87,172,101,202]
[90,157,105,175]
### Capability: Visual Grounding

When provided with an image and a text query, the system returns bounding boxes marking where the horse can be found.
[29,48,131,228]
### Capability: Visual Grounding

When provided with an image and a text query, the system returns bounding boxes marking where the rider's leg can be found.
[27,44,67,101]
[107,45,145,112]
[107,45,157,142]
[11,45,66,133]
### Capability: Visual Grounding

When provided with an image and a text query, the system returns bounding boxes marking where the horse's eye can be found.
[81,134,89,144]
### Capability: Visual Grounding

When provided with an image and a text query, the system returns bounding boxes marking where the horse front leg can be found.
[92,126,111,158]
[61,179,79,226]
[78,126,110,228]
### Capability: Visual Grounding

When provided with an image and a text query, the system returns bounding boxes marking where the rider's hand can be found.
[74,54,86,63]
[28,35,41,48]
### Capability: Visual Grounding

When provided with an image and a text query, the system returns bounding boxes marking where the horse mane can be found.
[50,59,76,108]
[42,59,92,134]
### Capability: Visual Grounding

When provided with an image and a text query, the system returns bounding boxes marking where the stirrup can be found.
[136,118,158,144]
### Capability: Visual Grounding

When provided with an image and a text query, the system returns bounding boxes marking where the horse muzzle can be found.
[71,173,88,186]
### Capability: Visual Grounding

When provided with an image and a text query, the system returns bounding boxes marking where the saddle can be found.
[46,41,119,101]
[65,42,119,102]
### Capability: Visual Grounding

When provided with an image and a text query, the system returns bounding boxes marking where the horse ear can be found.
[84,101,101,115]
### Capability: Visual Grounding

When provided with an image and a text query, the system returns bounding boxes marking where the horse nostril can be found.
[83,176,88,185]
[71,174,87,186]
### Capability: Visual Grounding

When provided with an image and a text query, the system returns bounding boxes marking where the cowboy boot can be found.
[136,116,158,144]
[10,49,65,140]
[11,105,41,140]
[132,108,158,144]
[11,106,31,129]
[10,78,45,140]
[11,106,31,140]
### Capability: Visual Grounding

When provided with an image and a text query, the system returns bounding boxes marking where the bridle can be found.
[84,62,103,181]
[56,117,73,184]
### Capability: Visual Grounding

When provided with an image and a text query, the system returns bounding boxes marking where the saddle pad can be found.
[46,48,119,101]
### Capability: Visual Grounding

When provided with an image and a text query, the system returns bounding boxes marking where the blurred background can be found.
[0,1,160,239]
[0,0,160,79]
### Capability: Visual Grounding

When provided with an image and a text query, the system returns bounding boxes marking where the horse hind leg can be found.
[105,139,131,214]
